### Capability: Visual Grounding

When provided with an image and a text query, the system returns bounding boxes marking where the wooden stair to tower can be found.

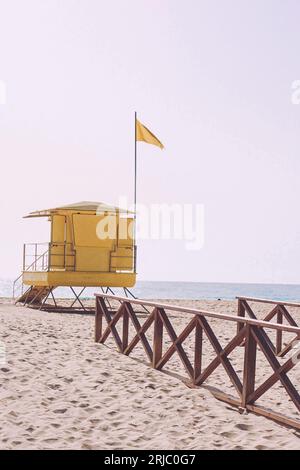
[17,286,54,306]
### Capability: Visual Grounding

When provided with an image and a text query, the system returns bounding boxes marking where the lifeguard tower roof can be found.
[24,201,132,218]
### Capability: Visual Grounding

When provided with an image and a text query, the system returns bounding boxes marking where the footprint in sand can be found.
[220,431,236,438]
[26,426,35,433]
[255,444,269,450]
[235,423,253,431]
[48,384,61,390]
[89,418,101,424]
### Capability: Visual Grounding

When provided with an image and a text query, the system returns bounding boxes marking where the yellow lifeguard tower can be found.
[14,201,136,310]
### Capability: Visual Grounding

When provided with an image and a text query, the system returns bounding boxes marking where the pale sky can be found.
[1,0,300,283]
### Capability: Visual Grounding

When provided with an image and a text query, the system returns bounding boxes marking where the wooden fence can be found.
[95,294,300,430]
[237,297,300,357]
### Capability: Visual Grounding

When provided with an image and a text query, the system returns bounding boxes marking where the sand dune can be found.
[0,299,299,450]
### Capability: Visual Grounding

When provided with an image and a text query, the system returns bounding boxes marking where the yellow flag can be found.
[136,119,164,150]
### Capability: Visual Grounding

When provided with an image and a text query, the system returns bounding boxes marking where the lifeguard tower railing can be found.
[13,241,137,298]
[22,242,75,271]
[21,242,136,272]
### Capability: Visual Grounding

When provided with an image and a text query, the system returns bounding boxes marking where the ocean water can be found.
[3,278,300,301]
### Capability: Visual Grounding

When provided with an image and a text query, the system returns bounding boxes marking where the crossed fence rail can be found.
[237,296,300,358]
[95,293,300,430]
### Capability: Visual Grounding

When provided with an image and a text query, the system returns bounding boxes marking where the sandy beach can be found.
[0,298,299,450]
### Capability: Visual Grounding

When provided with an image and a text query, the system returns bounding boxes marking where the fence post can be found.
[276,306,283,356]
[122,302,129,353]
[153,308,163,369]
[95,296,103,342]
[194,318,202,383]
[237,299,246,335]
[242,324,257,408]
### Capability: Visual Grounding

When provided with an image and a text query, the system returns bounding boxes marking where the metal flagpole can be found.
[134,111,137,217]
[134,111,137,272]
